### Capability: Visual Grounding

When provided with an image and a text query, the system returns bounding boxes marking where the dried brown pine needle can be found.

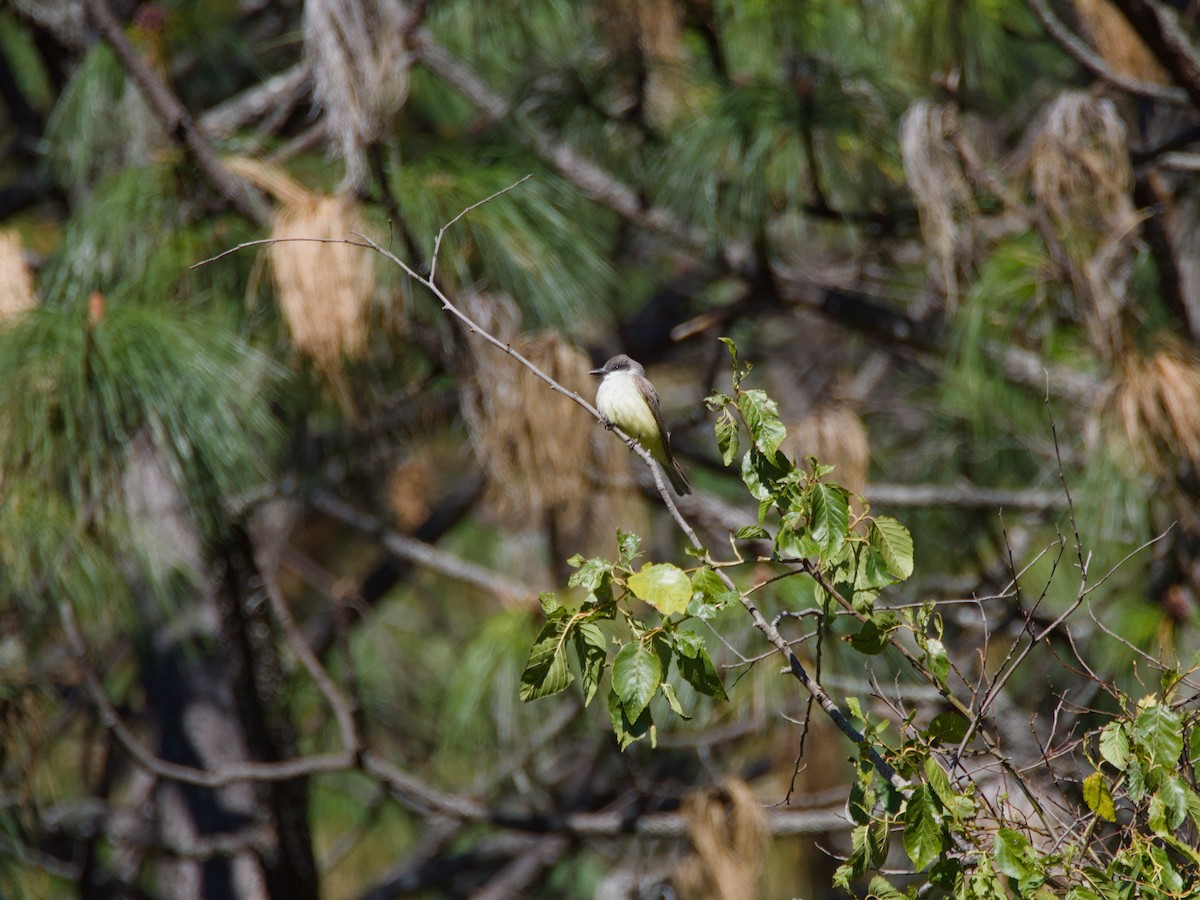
[1109,339,1200,473]
[674,779,768,900]
[226,157,375,371]
[1074,0,1171,85]
[458,295,642,544]
[788,404,870,494]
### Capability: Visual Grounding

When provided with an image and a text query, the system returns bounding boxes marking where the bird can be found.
[589,354,692,496]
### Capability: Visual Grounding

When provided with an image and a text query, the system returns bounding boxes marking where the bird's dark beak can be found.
[588,367,604,376]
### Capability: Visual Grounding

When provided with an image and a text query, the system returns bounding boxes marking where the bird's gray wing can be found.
[636,375,675,457]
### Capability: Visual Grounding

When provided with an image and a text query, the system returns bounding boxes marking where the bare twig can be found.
[430,174,533,281]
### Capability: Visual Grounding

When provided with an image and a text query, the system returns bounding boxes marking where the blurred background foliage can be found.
[2,0,1200,897]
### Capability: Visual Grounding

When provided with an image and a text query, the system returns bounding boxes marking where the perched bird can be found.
[589,354,692,496]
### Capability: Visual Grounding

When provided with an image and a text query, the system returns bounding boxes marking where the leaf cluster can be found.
[520,531,730,750]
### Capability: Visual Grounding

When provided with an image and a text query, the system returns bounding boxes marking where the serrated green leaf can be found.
[734,524,771,540]
[925,757,955,808]
[612,642,662,719]
[1160,775,1189,831]
[538,592,560,614]
[869,516,914,582]
[993,828,1040,881]
[627,563,692,617]
[810,482,849,558]
[1135,698,1183,771]
[848,776,875,826]
[617,530,642,567]
[1083,772,1116,822]
[520,616,574,701]
[903,786,943,870]
[867,876,907,900]
[845,610,901,656]
[718,336,739,370]
[569,556,612,593]
[1099,722,1130,771]
[703,391,732,412]
[925,638,950,688]
[690,566,723,599]
[867,819,890,867]
[1148,844,1183,893]
[688,567,734,620]
[607,686,653,750]
[924,711,970,745]
[774,514,821,561]
[572,622,607,707]
[660,681,691,719]
[738,389,787,456]
[741,447,793,502]
[846,696,865,725]
[715,408,739,466]
[673,630,704,658]
[677,644,727,700]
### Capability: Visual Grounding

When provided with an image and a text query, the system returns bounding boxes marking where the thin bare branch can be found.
[430,174,533,281]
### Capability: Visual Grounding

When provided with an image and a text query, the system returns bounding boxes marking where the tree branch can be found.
[1026,0,1189,104]
[1110,0,1200,108]
[308,489,536,607]
[82,0,270,227]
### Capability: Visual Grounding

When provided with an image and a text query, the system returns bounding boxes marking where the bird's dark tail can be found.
[666,458,691,496]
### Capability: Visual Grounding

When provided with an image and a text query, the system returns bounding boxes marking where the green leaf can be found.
[677,644,727,701]
[734,524,771,540]
[924,757,955,809]
[607,686,653,751]
[741,447,793,502]
[688,567,733,620]
[903,786,943,871]
[612,642,662,719]
[869,516,914,582]
[627,563,692,617]
[738,389,787,456]
[867,876,907,900]
[617,530,642,567]
[848,775,876,825]
[704,391,732,412]
[867,819,890,867]
[774,512,821,561]
[718,336,739,372]
[855,544,896,592]
[925,638,950,688]
[569,556,612,594]
[810,482,850,558]
[1083,772,1116,822]
[846,610,900,655]
[660,681,691,720]
[538,592,560,614]
[1147,845,1184,894]
[924,711,970,745]
[572,622,607,707]
[673,630,704,658]
[1134,698,1183,771]
[1160,775,1189,831]
[520,616,574,701]
[715,408,739,466]
[993,828,1040,881]
[1099,722,1130,771]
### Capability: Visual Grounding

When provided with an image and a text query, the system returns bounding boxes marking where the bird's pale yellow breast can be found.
[596,371,663,454]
